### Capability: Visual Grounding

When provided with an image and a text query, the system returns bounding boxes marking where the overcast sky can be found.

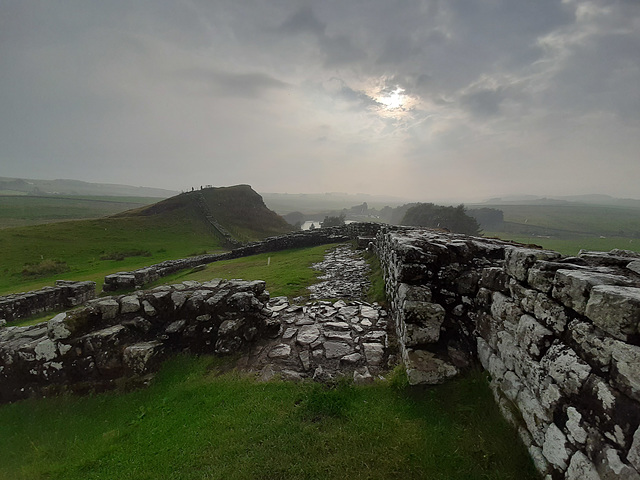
[1,0,639,201]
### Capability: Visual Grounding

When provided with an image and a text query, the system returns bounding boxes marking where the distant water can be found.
[301,220,355,230]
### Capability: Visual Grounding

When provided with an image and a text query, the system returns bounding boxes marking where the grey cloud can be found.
[179,67,289,99]
[460,88,507,118]
[279,5,325,35]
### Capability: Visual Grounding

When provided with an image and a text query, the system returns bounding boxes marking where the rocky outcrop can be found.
[0,279,275,403]
[0,280,95,324]
[103,223,383,292]
[376,226,640,479]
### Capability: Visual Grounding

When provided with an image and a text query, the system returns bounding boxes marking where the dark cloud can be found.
[179,67,289,99]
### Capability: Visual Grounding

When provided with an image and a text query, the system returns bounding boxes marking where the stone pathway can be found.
[238,244,393,383]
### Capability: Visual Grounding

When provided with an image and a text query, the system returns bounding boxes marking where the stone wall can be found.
[0,280,96,324]
[0,279,276,404]
[103,223,382,292]
[376,226,640,479]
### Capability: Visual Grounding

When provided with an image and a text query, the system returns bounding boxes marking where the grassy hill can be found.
[0,185,292,295]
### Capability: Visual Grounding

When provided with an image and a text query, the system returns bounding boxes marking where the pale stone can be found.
[324,341,354,359]
[516,314,553,358]
[491,292,523,324]
[298,350,311,371]
[516,387,551,445]
[566,452,601,480]
[552,270,631,315]
[324,321,350,331]
[268,344,291,359]
[402,301,445,343]
[533,294,570,334]
[363,343,384,366]
[628,426,640,472]
[296,325,320,345]
[568,320,615,371]
[142,300,156,316]
[504,247,560,282]
[542,423,569,470]
[566,407,588,445]
[541,344,591,396]
[47,313,70,340]
[97,298,119,319]
[360,305,379,320]
[404,349,457,385]
[585,285,640,341]
[165,320,186,334]
[119,295,140,314]
[597,447,640,480]
[340,352,362,364]
[610,341,640,402]
[500,371,523,402]
[528,445,550,476]
[353,367,374,385]
[170,291,187,309]
[282,327,297,340]
[627,260,640,275]
[34,339,58,362]
[123,341,162,374]
[324,330,352,341]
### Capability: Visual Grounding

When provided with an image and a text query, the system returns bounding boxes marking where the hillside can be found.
[0,185,292,295]
[117,185,293,242]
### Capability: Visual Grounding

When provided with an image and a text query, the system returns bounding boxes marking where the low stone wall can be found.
[0,279,276,404]
[376,227,640,479]
[103,223,383,292]
[0,280,96,324]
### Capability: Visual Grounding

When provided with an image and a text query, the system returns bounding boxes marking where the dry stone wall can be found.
[103,223,381,292]
[0,280,95,324]
[0,279,276,403]
[376,226,640,480]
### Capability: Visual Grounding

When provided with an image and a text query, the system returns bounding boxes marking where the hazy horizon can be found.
[1,1,639,202]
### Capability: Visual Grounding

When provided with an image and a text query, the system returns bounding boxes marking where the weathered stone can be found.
[97,298,119,320]
[504,247,560,282]
[610,341,640,402]
[296,325,320,345]
[120,295,140,314]
[596,447,640,480]
[34,339,58,362]
[628,260,640,275]
[170,291,188,310]
[566,451,601,480]
[568,320,615,371]
[142,300,157,316]
[533,294,571,334]
[541,344,591,396]
[542,423,570,470]
[402,301,445,344]
[397,283,432,303]
[47,312,71,340]
[516,314,553,359]
[299,349,311,371]
[585,286,640,341]
[516,387,551,445]
[552,270,631,315]
[404,349,457,385]
[359,305,379,320]
[165,320,186,334]
[123,341,163,374]
[353,367,374,385]
[324,321,350,331]
[340,352,362,364]
[500,371,524,402]
[324,330,352,341]
[566,407,588,445]
[324,341,354,359]
[628,426,640,472]
[491,292,523,324]
[282,327,297,340]
[362,343,384,366]
[268,344,291,359]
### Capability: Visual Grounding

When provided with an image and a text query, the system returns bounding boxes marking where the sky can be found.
[1,0,639,202]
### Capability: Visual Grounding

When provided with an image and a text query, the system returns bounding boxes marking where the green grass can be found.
[485,232,640,256]
[0,213,223,296]
[364,249,387,306]
[0,355,539,480]
[150,244,338,299]
[0,195,161,229]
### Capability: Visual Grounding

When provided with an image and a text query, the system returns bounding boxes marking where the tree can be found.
[400,203,481,235]
[321,214,346,228]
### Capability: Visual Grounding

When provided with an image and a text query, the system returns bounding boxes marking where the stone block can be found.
[47,312,71,341]
[491,292,523,324]
[402,301,445,343]
[566,407,588,445]
[595,447,640,480]
[404,349,457,385]
[585,286,640,342]
[505,247,560,282]
[120,295,140,314]
[479,266,509,292]
[552,270,632,316]
[541,344,591,396]
[568,320,615,372]
[566,451,601,480]
[97,298,119,320]
[123,341,163,374]
[610,341,640,402]
[517,386,551,445]
[533,294,571,334]
[542,423,570,470]
[629,426,640,472]
[516,314,554,359]
[397,283,432,304]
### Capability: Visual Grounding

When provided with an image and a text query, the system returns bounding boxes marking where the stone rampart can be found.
[103,223,382,292]
[376,226,640,479]
[0,279,276,404]
[0,280,96,324]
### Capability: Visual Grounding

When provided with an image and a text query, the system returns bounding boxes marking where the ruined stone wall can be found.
[0,279,276,404]
[103,223,382,292]
[376,227,640,480]
[0,280,96,324]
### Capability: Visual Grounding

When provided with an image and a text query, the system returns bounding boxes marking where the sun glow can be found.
[377,87,406,109]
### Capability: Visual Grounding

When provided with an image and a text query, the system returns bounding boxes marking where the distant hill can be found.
[116,185,293,243]
[0,176,178,198]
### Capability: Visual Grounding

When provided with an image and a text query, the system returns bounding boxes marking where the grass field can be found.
[0,213,222,296]
[0,355,538,480]
[0,195,163,229]
[485,232,640,256]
